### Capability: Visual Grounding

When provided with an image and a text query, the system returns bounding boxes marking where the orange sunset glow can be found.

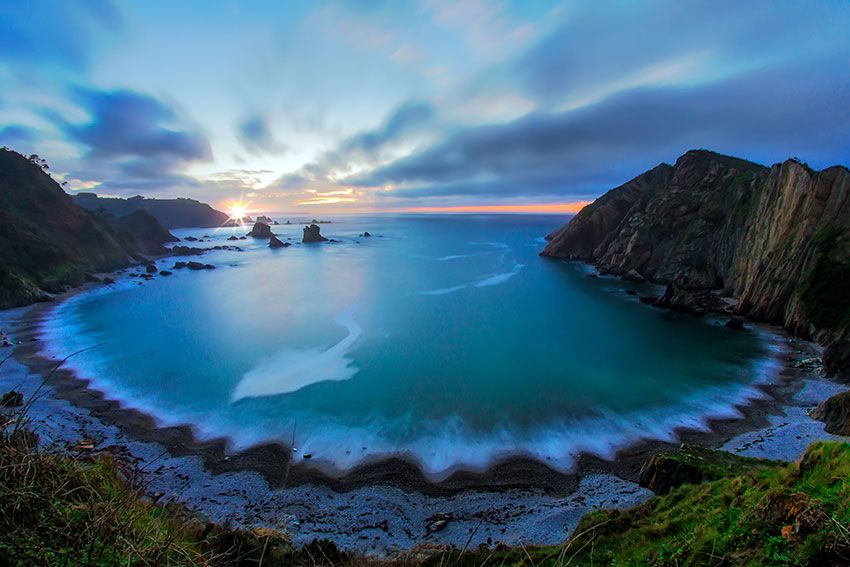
[402,202,592,214]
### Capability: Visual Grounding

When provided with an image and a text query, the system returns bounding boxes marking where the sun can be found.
[224,197,251,225]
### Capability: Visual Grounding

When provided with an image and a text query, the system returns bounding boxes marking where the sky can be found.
[2,0,849,215]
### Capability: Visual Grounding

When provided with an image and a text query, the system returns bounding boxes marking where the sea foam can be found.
[231,308,362,401]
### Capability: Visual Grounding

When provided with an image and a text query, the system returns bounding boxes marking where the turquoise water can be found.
[43,215,775,476]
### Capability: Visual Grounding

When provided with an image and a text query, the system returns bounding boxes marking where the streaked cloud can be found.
[0,0,848,211]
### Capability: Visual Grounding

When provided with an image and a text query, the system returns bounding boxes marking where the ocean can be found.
[41,214,776,477]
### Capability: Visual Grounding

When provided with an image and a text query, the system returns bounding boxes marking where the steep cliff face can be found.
[542,149,850,377]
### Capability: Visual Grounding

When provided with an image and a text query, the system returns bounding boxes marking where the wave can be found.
[419,261,525,295]
[231,308,362,401]
[221,354,781,478]
[473,262,524,287]
[420,285,469,296]
[412,253,480,261]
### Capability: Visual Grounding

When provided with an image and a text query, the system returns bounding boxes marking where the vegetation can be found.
[437,442,850,566]
[0,397,314,566]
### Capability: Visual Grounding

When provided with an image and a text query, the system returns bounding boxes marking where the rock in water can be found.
[247,222,273,238]
[725,317,745,330]
[302,224,328,243]
[812,390,850,435]
[269,235,290,249]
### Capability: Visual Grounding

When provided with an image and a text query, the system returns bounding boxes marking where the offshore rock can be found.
[302,224,328,243]
[247,222,273,238]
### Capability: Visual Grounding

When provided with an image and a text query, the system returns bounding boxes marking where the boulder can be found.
[302,224,328,243]
[227,235,239,241]
[186,261,215,270]
[361,231,372,237]
[654,284,727,317]
[173,261,187,269]
[269,235,290,249]
[1,390,24,407]
[812,390,850,435]
[145,263,157,273]
[247,222,273,238]
[640,295,659,304]
[725,317,746,330]
[159,270,173,276]
[168,245,206,256]
[621,269,645,283]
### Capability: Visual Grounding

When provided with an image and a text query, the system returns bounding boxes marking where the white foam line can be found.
[231,308,362,401]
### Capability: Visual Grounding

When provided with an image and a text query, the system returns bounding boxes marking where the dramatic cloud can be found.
[50,88,211,194]
[356,58,850,200]
[1,1,849,208]
[272,100,437,192]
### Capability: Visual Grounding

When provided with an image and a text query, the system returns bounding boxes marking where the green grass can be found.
[3,397,849,565]
[0,434,213,565]
[432,442,850,566]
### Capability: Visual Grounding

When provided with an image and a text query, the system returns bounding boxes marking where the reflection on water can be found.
[43,215,773,476]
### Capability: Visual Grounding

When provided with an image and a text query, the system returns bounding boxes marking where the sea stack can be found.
[302,224,328,243]
[247,221,273,238]
[269,234,290,249]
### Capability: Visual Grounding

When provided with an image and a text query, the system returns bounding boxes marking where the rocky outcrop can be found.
[812,390,850,435]
[268,235,290,249]
[247,222,273,238]
[302,224,328,243]
[74,193,229,229]
[542,149,850,378]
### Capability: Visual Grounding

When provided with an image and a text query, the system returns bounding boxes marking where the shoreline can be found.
[2,265,847,551]
[4,274,836,495]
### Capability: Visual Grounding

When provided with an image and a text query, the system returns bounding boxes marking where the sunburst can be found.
[224,196,251,226]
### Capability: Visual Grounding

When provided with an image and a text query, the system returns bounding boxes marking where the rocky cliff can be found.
[542,149,850,377]
[0,149,174,308]
[74,193,229,229]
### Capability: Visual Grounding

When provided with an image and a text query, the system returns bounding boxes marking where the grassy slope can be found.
[2,411,848,565]
[440,442,850,566]
[0,429,309,566]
